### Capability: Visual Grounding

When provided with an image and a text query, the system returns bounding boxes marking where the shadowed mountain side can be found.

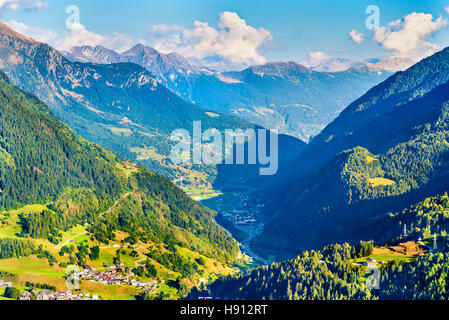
[213,130,308,193]
[253,47,449,259]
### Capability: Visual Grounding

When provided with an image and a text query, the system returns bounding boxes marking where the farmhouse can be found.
[364,258,378,267]
[0,280,12,287]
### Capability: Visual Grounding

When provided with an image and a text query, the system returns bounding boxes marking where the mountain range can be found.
[0,22,309,195]
[0,22,259,187]
[64,44,394,142]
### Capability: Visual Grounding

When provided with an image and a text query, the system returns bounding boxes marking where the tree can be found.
[4,287,21,299]
[89,246,100,260]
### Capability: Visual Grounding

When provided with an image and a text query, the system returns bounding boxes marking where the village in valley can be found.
[19,290,98,301]
[219,193,262,228]
[76,264,160,292]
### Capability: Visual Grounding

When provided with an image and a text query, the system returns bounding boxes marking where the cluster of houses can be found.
[221,193,263,227]
[0,279,12,288]
[76,265,159,292]
[19,290,98,301]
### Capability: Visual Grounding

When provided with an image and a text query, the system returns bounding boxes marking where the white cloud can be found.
[445,6,449,15]
[373,12,448,60]
[348,29,365,44]
[0,0,48,14]
[7,20,57,43]
[146,11,273,65]
[304,51,330,67]
[6,20,141,53]
[54,23,141,52]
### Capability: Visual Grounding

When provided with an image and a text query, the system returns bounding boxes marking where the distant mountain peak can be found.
[365,57,415,72]
[123,43,159,56]
[247,61,312,76]
[312,57,415,73]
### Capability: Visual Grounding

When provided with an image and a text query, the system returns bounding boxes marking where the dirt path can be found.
[55,231,88,250]
[99,192,132,218]
[134,246,147,266]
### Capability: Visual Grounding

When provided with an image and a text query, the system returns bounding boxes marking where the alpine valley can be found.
[2,3,449,303]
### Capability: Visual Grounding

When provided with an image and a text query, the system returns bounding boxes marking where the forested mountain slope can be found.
[191,193,449,300]
[255,47,449,258]
[0,70,239,265]
[0,22,253,186]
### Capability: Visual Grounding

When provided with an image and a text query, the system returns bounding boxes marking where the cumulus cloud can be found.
[7,20,57,43]
[304,51,330,67]
[0,0,48,14]
[348,29,365,44]
[445,6,449,15]
[146,11,273,65]
[6,20,141,53]
[54,23,140,52]
[373,12,448,60]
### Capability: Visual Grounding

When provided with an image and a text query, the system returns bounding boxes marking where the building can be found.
[364,258,378,267]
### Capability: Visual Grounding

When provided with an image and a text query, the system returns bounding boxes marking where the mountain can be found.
[64,45,392,142]
[364,57,415,72]
[218,62,392,141]
[311,57,414,73]
[252,47,449,259]
[63,44,212,95]
[0,23,265,188]
[0,68,239,270]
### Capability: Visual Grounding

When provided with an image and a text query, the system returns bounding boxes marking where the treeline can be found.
[367,193,449,245]
[0,238,35,259]
[0,70,240,268]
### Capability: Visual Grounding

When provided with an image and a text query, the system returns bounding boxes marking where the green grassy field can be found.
[0,204,49,238]
[184,188,223,201]
[356,254,413,264]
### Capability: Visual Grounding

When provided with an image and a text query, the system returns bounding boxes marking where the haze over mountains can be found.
[310,57,414,73]
[253,46,449,259]
[64,44,395,142]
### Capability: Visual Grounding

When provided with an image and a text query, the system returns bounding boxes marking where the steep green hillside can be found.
[0,69,238,268]
[189,243,372,300]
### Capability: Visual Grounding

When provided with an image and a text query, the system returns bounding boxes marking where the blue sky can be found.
[2,0,449,67]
